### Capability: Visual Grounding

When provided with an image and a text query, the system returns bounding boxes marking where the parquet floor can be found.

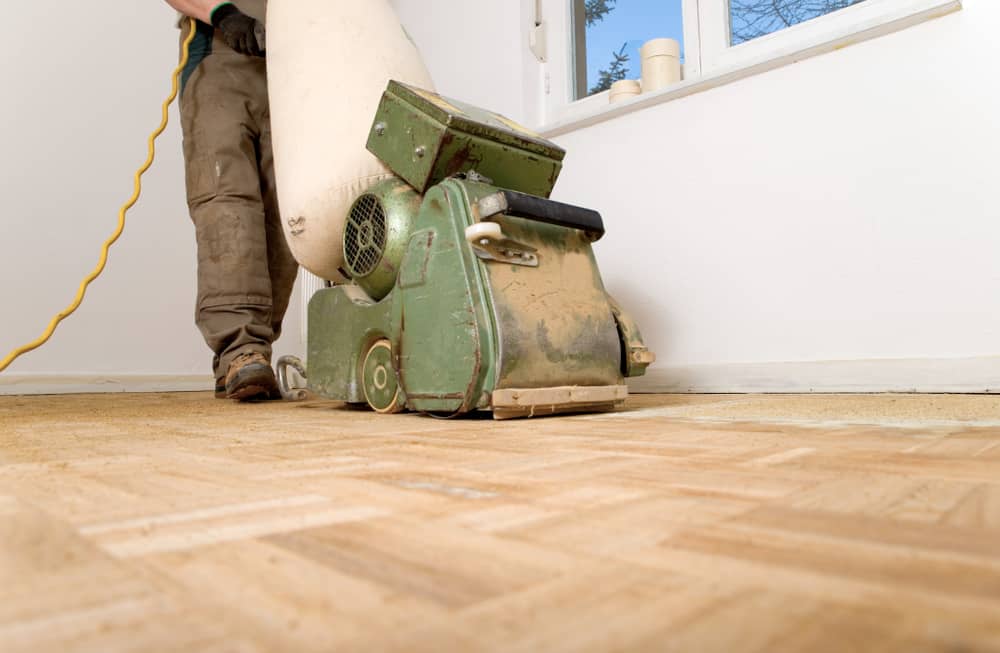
[2,392,1000,652]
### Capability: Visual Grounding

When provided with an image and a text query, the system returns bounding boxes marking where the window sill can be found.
[539,0,960,139]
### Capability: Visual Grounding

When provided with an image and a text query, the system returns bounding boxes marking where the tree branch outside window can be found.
[730,0,866,44]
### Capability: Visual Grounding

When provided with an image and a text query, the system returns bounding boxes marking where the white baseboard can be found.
[2,356,997,396]
[0,375,214,396]
[627,356,1000,394]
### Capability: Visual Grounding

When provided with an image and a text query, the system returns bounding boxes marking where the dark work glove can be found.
[211,3,266,57]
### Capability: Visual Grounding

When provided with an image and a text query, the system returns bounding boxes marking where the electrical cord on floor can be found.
[0,19,198,374]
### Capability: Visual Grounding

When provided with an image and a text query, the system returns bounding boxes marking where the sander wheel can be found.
[362,339,404,414]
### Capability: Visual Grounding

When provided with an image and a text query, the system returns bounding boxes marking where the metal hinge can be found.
[465,222,538,267]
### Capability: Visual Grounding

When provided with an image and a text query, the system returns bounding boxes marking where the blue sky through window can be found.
[582,1,684,97]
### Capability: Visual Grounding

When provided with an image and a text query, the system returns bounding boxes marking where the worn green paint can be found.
[307,82,652,416]
[306,177,652,415]
[391,181,498,414]
[463,185,624,391]
[307,286,393,405]
[607,295,656,378]
[367,81,565,198]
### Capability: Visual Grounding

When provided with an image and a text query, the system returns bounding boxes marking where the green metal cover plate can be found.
[367,81,565,198]
[482,214,624,391]
[307,287,393,404]
[391,181,498,414]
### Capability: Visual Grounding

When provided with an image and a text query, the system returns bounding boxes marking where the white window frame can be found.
[534,0,961,134]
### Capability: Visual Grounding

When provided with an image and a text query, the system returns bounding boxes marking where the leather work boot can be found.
[224,352,280,402]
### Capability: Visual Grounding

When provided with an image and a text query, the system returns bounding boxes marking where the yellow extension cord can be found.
[0,19,198,373]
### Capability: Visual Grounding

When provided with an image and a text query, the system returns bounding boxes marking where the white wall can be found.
[393,0,999,392]
[390,0,537,126]
[0,2,302,394]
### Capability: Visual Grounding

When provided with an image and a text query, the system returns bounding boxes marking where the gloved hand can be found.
[211,3,266,57]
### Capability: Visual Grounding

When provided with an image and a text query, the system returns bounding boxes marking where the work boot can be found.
[224,352,279,402]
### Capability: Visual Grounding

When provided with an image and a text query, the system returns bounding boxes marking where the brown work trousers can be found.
[179,25,297,386]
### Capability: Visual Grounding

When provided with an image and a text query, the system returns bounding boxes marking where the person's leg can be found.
[257,115,299,344]
[180,52,279,400]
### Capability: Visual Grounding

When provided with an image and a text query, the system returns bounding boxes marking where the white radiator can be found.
[299,270,329,347]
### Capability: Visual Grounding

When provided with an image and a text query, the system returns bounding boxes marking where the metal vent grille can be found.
[344,194,387,278]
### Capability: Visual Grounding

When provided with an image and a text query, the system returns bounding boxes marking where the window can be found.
[572,0,686,100]
[536,0,961,130]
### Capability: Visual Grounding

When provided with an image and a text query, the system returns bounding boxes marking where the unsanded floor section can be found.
[2,392,1000,652]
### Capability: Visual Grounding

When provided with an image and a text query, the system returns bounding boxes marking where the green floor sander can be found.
[279,81,654,419]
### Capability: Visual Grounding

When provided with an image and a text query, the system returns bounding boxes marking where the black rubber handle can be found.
[500,190,605,241]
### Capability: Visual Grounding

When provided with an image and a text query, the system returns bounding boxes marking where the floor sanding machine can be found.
[281,81,654,419]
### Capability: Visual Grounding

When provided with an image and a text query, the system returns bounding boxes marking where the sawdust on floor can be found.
[617,393,1000,428]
